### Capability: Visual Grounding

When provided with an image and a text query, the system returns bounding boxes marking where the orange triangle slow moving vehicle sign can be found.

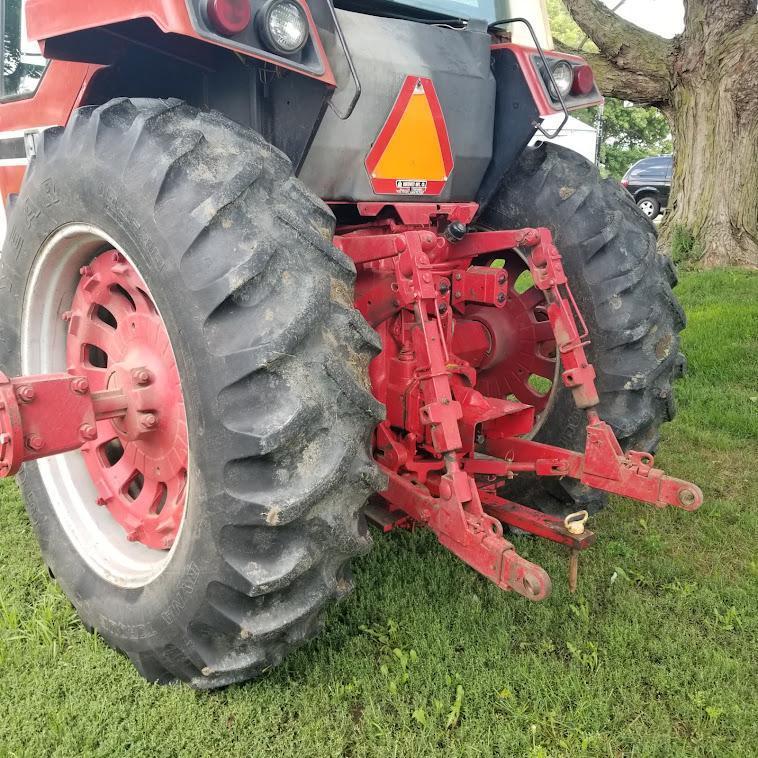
[365,77,454,196]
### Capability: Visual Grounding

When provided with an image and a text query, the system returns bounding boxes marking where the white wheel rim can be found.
[21,224,190,588]
[639,200,656,217]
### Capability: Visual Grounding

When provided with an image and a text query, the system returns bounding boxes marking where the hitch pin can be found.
[564,510,589,593]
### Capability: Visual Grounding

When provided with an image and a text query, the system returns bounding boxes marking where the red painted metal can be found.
[336,207,702,597]
[0,61,100,205]
[0,372,99,476]
[66,250,189,549]
[0,203,702,591]
[0,251,190,552]
[381,465,552,601]
[478,491,596,551]
[491,43,604,116]
[353,203,479,227]
[25,0,336,86]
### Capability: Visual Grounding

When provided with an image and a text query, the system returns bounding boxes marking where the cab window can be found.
[1,0,47,101]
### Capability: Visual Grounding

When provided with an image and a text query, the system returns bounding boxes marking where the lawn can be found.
[0,269,756,757]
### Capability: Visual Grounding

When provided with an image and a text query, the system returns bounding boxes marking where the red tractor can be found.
[0,0,700,688]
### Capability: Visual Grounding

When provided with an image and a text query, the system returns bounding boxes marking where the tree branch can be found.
[683,0,757,39]
[554,40,671,105]
[562,0,675,81]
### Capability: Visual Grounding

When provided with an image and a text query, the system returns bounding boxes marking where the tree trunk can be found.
[560,0,758,268]
[662,17,758,267]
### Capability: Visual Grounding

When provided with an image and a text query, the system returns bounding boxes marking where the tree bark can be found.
[559,0,758,268]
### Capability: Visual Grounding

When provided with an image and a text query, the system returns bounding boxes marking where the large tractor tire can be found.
[479,144,686,516]
[0,99,384,689]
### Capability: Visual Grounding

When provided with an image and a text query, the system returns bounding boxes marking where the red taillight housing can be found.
[621,178,629,188]
[572,64,595,96]
[206,0,252,36]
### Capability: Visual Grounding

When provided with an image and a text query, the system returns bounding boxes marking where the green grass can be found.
[1,269,756,757]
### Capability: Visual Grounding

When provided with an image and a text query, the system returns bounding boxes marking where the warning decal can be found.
[365,77,454,196]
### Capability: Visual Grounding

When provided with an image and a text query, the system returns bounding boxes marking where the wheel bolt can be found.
[16,385,35,403]
[79,424,97,441]
[126,529,140,542]
[71,377,90,395]
[498,274,507,285]
[25,434,44,452]
[132,368,152,386]
[140,413,158,430]
[112,252,125,263]
[497,293,506,304]
[79,265,93,277]
[61,311,73,322]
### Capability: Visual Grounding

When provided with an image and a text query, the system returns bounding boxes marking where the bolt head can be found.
[79,265,93,277]
[25,434,44,452]
[497,292,506,304]
[16,385,35,403]
[140,413,158,430]
[79,424,97,441]
[126,529,140,542]
[132,368,152,386]
[71,377,90,395]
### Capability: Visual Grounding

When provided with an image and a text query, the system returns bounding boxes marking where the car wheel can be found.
[637,196,661,219]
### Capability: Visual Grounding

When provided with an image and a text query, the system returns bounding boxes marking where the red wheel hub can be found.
[474,257,558,413]
[66,251,188,549]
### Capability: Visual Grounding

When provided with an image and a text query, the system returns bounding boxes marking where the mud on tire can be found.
[480,143,686,516]
[0,98,385,689]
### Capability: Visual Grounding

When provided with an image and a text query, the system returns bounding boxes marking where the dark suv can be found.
[621,155,673,220]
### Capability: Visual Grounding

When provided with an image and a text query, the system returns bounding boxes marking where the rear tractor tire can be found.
[0,98,384,689]
[479,144,686,516]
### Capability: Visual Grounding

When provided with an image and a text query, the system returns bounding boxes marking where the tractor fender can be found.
[25,0,336,85]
